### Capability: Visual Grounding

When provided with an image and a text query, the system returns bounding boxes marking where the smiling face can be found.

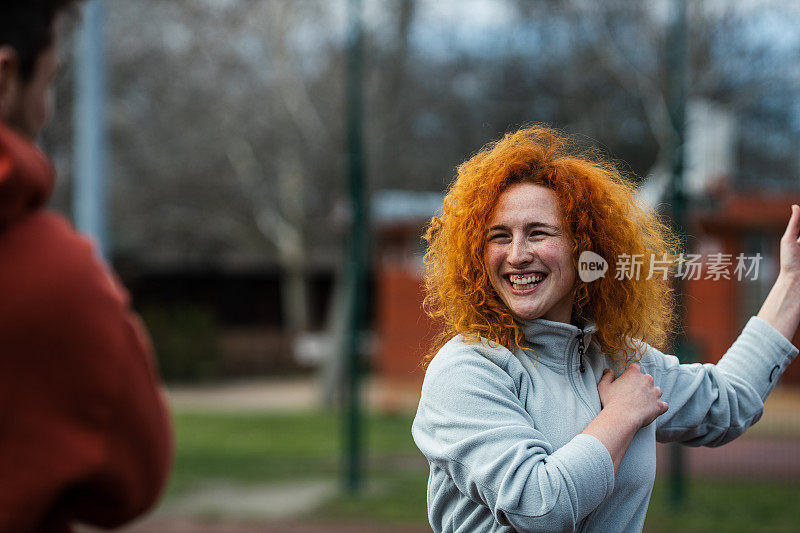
[484,182,576,323]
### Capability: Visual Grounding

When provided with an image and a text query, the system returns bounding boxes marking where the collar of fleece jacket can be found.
[0,123,54,228]
[518,316,599,369]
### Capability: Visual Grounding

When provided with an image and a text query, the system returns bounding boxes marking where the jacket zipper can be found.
[573,329,598,533]
[577,332,586,373]
[568,330,595,417]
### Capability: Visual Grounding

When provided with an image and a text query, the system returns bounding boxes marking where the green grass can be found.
[168,410,800,530]
[311,470,429,526]
[168,410,423,497]
[645,478,800,533]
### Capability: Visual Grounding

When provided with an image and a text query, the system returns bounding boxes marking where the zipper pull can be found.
[577,331,586,373]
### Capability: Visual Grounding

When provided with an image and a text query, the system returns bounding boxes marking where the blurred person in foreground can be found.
[412,125,800,532]
[0,1,172,531]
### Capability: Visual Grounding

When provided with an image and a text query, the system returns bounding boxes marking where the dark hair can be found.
[0,0,81,82]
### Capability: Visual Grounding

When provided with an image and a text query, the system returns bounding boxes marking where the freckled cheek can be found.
[536,242,575,273]
[483,246,505,288]
[533,241,563,260]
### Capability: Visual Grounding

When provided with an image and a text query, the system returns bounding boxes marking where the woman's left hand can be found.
[778,205,800,281]
[756,204,800,341]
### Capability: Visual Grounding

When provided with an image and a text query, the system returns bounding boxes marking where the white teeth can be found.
[508,273,544,289]
[509,273,544,284]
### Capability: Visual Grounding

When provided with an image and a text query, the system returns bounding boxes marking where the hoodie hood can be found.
[0,123,54,229]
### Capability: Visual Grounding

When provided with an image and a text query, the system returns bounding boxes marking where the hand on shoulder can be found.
[597,363,668,430]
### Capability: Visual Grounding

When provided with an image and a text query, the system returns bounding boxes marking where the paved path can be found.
[165,376,422,414]
[167,378,321,413]
[656,438,800,480]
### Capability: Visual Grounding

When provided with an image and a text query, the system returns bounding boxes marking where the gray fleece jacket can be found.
[411,316,798,532]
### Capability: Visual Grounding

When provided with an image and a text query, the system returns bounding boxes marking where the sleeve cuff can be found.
[718,316,799,399]
[750,316,799,356]
[547,433,615,516]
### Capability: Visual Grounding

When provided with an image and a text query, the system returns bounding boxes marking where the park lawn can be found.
[168,410,800,531]
[167,410,427,507]
[645,479,800,533]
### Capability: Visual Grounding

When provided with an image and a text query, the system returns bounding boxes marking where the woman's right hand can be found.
[597,363,668,429]
[583,363,667,473]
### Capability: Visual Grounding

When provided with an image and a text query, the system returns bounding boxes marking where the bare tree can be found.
[103,0,346,333]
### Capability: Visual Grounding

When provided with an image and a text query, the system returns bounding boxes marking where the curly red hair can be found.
[422,125,681,365]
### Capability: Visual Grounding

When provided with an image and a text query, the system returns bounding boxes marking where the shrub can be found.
[140,303,222,383]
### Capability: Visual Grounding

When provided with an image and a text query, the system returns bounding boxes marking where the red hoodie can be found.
[0,123,173,532]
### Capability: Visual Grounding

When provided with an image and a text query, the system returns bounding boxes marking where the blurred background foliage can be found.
[42,0,800,383]
[45,0,800,272]
[140,303,221,382]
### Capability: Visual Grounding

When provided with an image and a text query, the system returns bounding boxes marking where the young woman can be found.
[412,125,800,532]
